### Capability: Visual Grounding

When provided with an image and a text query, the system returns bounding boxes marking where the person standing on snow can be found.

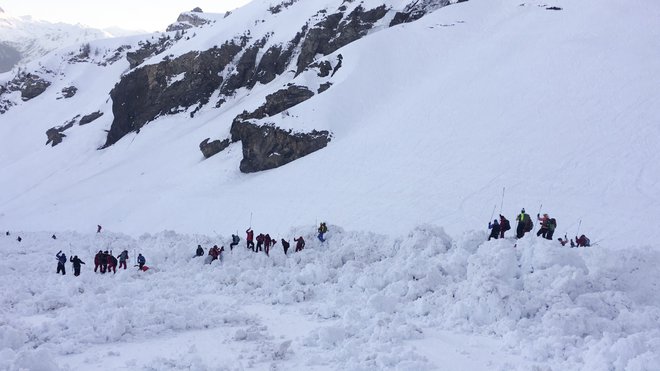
[230,234,240,251]
[264,234,272,256]
[94,250,103,273]
[97,225,102,233]
[499,215,511,238]
[69,255,85,276]
[545,218,557,240]
[318,222,328,242]
[516,209,532,239]
[56,251,67,275]
[488,219,500,241]
[118,250,129,269]
[281,239,290,255]
[256,233,265,252]
[246,228,255,251]
[107,252,118,274]
[294,236,305,252]
[195,245,204,257]
[100,251,109,273]
[137,254,146,270]
[536,213,550,238]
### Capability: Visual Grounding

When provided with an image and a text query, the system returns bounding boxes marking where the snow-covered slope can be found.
[0,0,659,249]
[0,7,141,72]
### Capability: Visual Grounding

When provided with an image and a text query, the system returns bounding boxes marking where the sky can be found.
[0,0,253,32]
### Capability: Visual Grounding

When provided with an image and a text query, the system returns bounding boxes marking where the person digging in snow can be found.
[499,214,511,238]
[294,236,305,252]
[56,251,67,275]
[118,250,129,269]
[488,219,500,241]
[70,255,85,276]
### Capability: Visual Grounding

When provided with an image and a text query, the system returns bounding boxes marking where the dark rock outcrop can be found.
[60,86,78,99]
[230,119,331,173]
[390,0,453,27]
[126,35,177,69]
[45,116,78,147]
[199,138,231,158]
[20,74,51,101]
[166,10,211,32]
[105,42,242,148]
[296,5,388,75]
[79,111,103,125]
[240,85,315,121]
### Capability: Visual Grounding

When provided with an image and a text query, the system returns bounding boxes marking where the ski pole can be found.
[576,219,582,237]
[499,187,506,215]
[537,203,543,216]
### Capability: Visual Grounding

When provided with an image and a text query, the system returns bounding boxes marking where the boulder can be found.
[199,138,231,158]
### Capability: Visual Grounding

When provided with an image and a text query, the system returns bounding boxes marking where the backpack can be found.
[523,214,533,232]
[232,235,240,243]
[502,219,511,231]
[548,218,557,231]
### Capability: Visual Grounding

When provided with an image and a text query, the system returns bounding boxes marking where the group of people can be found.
[54,250,146,277]
[195,226,315,264]
[487,208,591,247]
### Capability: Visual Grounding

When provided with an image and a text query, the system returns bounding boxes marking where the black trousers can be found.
[57,263,66,275]
[516,224,525,239]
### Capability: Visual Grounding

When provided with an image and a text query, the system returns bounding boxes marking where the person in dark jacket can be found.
[264,234,272,256]
[488,220,500,241]
[499,215,511,238]
[294,236,305,252]
[107,252,118,274]
[256,233,265,252]
[17,236,22,242]
[195,245,204,257]
[137,254,146,270]
[575,235,591,247]
[230,234,240,251]
[515,209,532,239]
[281,239,290,255]
[56,251,67,275]
[51,234,57,240]
[100,251,109,273]
[545,218,557,240]
[70,255,85,276]
[94,250,103,272]
[97,224,102,233]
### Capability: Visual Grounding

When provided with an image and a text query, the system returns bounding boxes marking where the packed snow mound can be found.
[1,227,659,370]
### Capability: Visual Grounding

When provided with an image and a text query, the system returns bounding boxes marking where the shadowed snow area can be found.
[1,227,659,370]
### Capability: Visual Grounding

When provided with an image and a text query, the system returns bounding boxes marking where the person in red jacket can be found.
[294,236,305,252]
[575,235,591,247]
[536,213,550,238]
[94,250,103,272]
[264,234,272,256]
[246,228,255,251]
[256,234,265,252]
[499,215,511,238]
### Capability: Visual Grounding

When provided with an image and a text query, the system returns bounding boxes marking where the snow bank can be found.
[1,227,659,370]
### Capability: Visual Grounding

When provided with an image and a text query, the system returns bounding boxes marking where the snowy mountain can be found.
[1,0,660,369]
[0,7,143,73]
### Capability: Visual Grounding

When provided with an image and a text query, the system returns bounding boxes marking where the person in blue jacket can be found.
[137,254,146,270]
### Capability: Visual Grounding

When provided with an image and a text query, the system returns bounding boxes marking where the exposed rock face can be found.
[126,35,178,69]
[166,10,211,32]
[390,0,452,27]
[105,42,242,148]
[45,116,78,146]
[296,5,388,75]
[230,119,331,173]
[79,111,103,125]
[60,86,78,99]
[240,85,315,121]
[199,138,231,158]
[20,74,51,101]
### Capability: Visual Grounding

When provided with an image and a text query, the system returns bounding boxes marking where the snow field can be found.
[1,226,659,370]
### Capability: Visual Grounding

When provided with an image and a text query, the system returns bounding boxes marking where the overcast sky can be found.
[1,0,252,32]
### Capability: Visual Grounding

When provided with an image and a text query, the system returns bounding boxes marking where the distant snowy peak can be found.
[0,8,140,72]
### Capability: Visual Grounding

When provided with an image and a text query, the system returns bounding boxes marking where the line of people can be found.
[55,249,146,276]
[487,208,591,247]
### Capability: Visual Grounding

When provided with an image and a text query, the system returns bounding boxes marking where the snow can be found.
[0,0,660,368]
[1,227,659,370]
